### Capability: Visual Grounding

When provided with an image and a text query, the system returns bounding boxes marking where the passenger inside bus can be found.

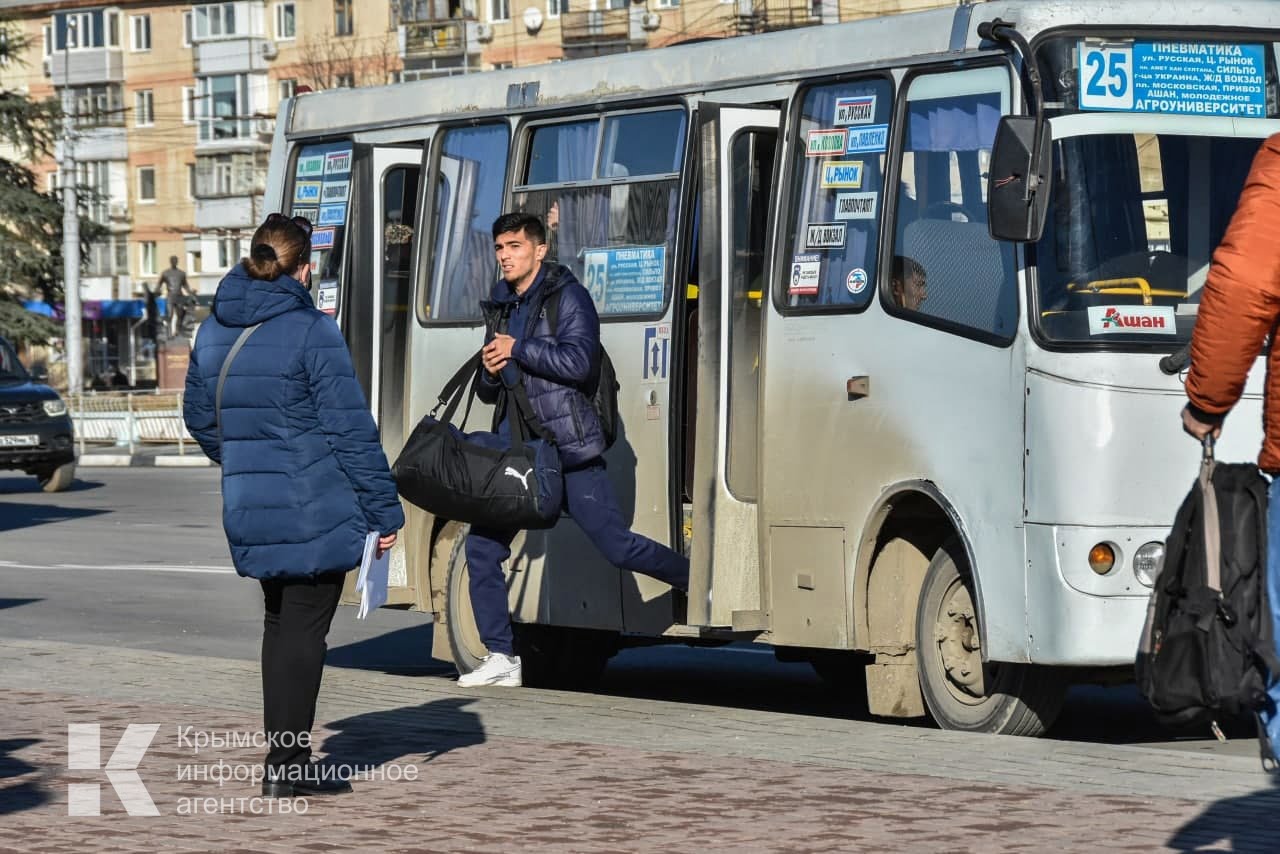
[891,83,1016,339]
[890,255,928,311]
[520,184,675,276]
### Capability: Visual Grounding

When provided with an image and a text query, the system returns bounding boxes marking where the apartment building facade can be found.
[0,0,953,380]
[394,0,957,75]
[0,0,398,305]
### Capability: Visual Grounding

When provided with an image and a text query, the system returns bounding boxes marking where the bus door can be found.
[350,144,424,455]
[760,66,1025,664]
[405,123,511,635]
[687,103,780,629]
[345,142,425,605]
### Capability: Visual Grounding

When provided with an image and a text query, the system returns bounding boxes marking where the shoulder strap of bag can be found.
[434,349,483,425]
[1198,436,1221,593]
[505,379,555,449]
[215,323,262,445]
[543,277,602,394]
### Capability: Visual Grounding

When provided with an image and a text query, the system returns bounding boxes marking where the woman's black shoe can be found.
[262,762,353,797]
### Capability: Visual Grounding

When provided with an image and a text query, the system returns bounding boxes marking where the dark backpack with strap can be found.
[545,287,621,451]
[1136,439,1279,761]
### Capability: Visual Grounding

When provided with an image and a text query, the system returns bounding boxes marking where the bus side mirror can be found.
[987,115,1052,243]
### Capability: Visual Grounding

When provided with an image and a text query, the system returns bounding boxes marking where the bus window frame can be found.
[511,101,692,324]
[376,157,425,323]
[1023,25,1280,356]
[1030,23,1280,117]
[723,123,780,503]
[283,133,354,226]
[771,70,898,318]
[876,58,1021,350]
[415,118,512,329]
[281,134,356,311]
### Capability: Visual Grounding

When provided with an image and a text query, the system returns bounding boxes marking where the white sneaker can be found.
[457,653,523,688]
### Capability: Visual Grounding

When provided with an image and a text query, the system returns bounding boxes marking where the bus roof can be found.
[288,0,1280,137]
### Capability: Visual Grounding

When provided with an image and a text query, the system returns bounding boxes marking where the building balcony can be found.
[561,9,648,47]
[392,0,477,25]
[398,19,482,60]
[733,0,819,33]
[194,196,260,232]
[194,37,274,75]
[194,155,267,199]
[194,121,274,153]
[108,201,131,225]
[54,125,128,163]
[44,48,124,87]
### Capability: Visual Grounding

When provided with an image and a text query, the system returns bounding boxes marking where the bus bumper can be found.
[1022,523,1161,666]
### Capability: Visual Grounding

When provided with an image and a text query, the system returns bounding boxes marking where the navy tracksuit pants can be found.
[465,461,690,656]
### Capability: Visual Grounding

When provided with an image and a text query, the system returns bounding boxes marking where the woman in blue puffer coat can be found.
[183,213,404,798]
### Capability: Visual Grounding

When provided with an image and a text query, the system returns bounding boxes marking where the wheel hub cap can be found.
[934,578,985,700]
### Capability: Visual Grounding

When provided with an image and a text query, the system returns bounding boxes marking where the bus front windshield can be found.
[1033,128,1264,346]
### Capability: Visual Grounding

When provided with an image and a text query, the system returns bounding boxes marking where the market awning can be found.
[22,298,168,320]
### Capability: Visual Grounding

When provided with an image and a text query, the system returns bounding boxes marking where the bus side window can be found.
[779,77,893,311]
[889,66,1017,342]
[427,123,510,323]
[514,108,686,318]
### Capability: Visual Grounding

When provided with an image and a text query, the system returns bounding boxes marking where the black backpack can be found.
[1136,441,1279,757]
[545,287,621,450]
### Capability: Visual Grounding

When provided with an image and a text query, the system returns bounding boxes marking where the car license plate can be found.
[0,435,38,447]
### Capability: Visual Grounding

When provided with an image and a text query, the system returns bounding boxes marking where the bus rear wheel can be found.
[444,532,488,676]
[443,529,618,689]
[915,541,1067,736]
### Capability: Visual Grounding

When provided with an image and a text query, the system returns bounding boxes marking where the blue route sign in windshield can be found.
[1077,41,1266,118]
[582,246,667,315]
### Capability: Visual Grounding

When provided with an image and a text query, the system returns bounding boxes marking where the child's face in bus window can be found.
[892,271,927,312]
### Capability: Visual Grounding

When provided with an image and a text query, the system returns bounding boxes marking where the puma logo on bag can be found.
[504,466,532,491]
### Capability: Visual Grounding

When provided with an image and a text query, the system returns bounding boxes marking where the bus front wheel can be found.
[915,541,1067,736]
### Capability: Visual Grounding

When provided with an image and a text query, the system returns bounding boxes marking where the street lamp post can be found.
[59,18,82,394]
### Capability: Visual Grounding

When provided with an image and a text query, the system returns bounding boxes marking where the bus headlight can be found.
[1088,543,1116,575]
[1133,542,1164,588]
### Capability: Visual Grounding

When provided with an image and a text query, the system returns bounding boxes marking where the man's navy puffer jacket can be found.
[183,264,404,580]
[478,263,606,468]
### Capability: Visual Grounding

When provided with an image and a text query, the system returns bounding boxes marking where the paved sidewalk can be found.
[1,638,1277,852]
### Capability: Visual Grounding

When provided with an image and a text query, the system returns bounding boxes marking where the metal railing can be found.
[70,391,196,457]
[403,20,469,57]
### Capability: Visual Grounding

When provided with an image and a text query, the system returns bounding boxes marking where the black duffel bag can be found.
[392,351,563,530]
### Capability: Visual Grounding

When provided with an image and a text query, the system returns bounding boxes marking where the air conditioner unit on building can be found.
[260,41,278,60]
[108,201,130,220]
[475,23,495,43]
[41,57,50,77]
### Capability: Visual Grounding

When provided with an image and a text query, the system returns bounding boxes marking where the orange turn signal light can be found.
[1088,543,1116,575]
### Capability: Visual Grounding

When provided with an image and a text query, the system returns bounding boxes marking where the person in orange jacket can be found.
[1181,134,1280,755]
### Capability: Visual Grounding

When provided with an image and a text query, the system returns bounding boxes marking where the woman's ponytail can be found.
[243,214,310,281]
[245,242,285,280]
